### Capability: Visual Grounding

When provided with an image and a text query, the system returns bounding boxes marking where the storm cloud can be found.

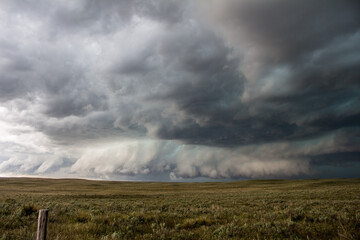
[0,0,359,180]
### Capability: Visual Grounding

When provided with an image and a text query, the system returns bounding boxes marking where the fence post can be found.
[36,209,48,240]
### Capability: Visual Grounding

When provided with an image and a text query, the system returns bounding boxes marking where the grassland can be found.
[0,178,359,239]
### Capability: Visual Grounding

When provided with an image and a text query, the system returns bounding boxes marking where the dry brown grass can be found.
[0,178,359,239]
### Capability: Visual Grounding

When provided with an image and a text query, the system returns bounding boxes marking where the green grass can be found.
[0,178,359,239]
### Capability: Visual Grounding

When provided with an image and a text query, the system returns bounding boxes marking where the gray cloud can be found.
[0,0,359,180]
[200,0,360,61]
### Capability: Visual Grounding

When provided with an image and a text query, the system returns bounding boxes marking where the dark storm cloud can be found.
[192,0,360,145]
[136,0,190,25]
[53,1,130,28]
[44,84,108,118]
[0,0,359,179]
[150,25,247,144]
[203,0,360,62]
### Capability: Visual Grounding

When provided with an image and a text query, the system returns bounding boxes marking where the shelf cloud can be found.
[0,0,359,180]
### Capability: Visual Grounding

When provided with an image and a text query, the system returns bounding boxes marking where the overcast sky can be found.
[0,0,359,181]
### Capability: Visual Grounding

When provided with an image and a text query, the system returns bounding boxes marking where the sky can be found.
[0,0,359,181]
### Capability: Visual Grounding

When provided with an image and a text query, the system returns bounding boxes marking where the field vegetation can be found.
[0,178,359,239]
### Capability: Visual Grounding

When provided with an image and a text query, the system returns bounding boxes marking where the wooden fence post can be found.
[36,209,48,240]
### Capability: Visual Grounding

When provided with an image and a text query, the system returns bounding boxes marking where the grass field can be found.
[0,178,359,239]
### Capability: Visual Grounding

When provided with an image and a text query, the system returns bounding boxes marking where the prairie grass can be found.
[0,178,359,239]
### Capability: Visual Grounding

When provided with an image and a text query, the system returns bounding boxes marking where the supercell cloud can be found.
[0,0,359,180]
